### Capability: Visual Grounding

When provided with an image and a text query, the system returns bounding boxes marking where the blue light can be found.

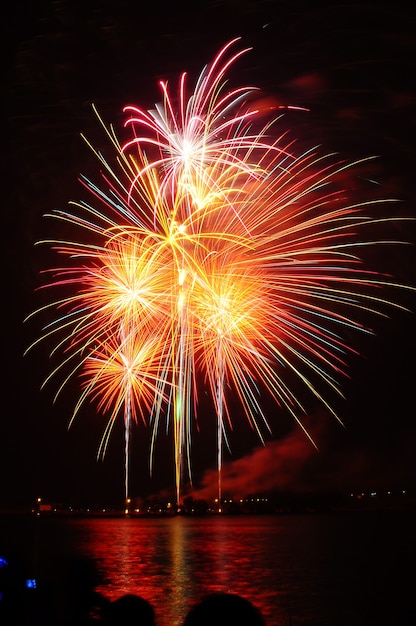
[0,556,9,569]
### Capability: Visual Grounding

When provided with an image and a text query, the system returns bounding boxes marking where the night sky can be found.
[2,0,415,509]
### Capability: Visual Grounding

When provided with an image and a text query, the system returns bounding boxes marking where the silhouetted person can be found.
[0,553,26,625]
[183,592,266,625]
[103,593,155,625]
[59,556,109,624]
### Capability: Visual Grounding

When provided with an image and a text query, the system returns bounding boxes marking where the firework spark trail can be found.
[27,37,413,506]
[78,327,168,499]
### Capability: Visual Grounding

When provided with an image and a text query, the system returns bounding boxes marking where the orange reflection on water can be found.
[71,515,283,624]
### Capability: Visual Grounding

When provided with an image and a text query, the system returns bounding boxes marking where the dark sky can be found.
[2,1,416,509]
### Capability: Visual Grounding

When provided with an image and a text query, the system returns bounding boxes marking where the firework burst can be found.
[27,37,413,506]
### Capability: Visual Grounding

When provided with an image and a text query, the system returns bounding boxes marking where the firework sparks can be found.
[27,37,413,506]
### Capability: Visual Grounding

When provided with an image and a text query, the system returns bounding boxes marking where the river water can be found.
[1,510,415,625]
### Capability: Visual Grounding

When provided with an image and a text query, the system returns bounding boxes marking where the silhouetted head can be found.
[183,592,266,625]
[104,593,155,625]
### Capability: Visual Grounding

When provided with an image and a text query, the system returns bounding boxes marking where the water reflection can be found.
[2,512,414,625]
[169,518,193,619]
[68,516,286,624]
